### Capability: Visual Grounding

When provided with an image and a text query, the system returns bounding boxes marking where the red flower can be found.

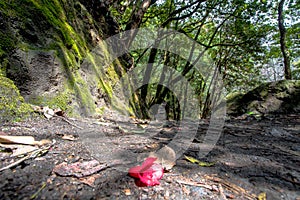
[128,157,164,187]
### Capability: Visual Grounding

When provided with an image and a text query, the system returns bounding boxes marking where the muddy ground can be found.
[0,112,299,200]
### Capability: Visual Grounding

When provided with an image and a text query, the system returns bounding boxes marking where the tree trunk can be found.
[124,0,156,48]
[278,0,292,80]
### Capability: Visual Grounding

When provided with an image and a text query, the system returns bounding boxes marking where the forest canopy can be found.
[103,0,300,118]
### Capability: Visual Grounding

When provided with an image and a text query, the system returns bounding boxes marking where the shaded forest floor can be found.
[0,112,299,200]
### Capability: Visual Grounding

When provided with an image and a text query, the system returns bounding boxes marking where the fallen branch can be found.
[205,175,257,200]
[0,154,31,172]
[0,142,54,172]
[176,179,217,191]
[31,105,83,130]
[55,115,83,130]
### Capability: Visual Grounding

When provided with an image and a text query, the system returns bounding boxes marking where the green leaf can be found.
[198,161,215,167]
[184,155,199,163]
[246,111,254,115]
[184,155,215,167]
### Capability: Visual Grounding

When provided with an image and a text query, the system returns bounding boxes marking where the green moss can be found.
[0,58,8,76]
[29,0,87,63]
[84,49,135,115]
[0,0,134,118]
[73,70,96,111]
[27,89,76,116]
[99,79,114,101]
[0,32,16,56]
[47,91,70,110]
[85,50,120,100]
[55,44,96,116]
[259,89,268,98]
[0,76,33,122]
[95,107,105,115]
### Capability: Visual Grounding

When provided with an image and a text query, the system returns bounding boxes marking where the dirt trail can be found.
[0,113,299,199]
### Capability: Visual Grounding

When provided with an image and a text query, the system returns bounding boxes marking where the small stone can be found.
[123,188,131,195]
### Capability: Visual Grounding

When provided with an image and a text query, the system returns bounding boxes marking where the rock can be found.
[138,145,176,171]
[7,49,62,98]
[0,76,33,122]
[227,80,300,116]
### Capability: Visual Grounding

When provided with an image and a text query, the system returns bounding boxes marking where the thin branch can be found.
[161,0,206,27]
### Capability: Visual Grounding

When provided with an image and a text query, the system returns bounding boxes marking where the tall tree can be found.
[278,0,292,79]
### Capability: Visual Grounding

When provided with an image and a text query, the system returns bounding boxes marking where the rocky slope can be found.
[0,0,126,122]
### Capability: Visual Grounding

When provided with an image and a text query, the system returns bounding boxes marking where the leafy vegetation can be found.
[108,0,299,118]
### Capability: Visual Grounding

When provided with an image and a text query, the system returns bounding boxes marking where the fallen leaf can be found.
[62,135,77,141]
[123,189,131,195]
[35,139,52,146]
[11,145,38,157]
[184,155,215,167]
[117,126,146,134]
[79,174,101,187]
[0,146,52,172]
[198,161,215,167]
[184,155,199,164]
[53,160,108,178]
[258,192,267,200]
[0,135,51,146]
[43,106,55,119]
[0,135,35,145]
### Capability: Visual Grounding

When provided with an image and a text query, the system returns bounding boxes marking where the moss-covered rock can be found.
[227,80,300,116]
[0,76,33,122]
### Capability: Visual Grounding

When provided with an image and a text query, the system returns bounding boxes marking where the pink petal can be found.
[128,157,164,187]
[128,165,142,178]
[138,163,164,186]
[139,157,157,172]
[128,157,157,178]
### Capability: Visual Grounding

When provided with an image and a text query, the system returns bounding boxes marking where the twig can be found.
[219,183,227,200]
[30,182,47,199]
[176,179,217,191]
[0,142,54,172]
[0,154,31,172]
[205,175,257,200]
[55,115,83,130]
